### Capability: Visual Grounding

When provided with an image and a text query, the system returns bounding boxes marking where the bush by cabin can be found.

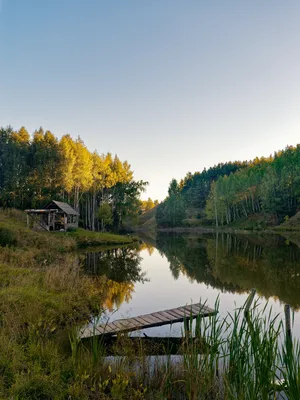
[25,200,79,231]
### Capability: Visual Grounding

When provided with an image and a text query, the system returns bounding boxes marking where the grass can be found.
[0,208,139,398]
[0,208,137,250]
[64,228,138,248]
[70,297,300,400]
[221,213,276,231]
[2,271,300,400]
[1,208,300,398]
[275,212,300,232]
[0,209,75,252]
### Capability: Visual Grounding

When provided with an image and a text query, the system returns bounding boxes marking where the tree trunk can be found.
[213,192,218,228]
[92,192,96,231]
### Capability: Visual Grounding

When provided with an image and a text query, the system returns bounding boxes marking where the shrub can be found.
[0,227,17,247]
[11,375,62,400]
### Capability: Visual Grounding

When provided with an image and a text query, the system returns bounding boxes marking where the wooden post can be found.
[284,304,292,342]
[244,288,256,316]
[183,311,191,339]
[26,214,29,228]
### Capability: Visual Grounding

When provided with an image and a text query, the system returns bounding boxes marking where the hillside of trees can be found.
[156,161,247,227]
[156,145,300,229]
[0,126,147,231]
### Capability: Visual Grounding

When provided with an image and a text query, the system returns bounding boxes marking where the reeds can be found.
[1,208,299,399]
[2,289,300,399]
[61,295,298,399]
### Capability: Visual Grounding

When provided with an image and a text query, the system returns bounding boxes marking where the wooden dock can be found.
[80,302,216,339]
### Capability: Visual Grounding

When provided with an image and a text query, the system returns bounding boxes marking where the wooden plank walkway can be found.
[80,302,216,339]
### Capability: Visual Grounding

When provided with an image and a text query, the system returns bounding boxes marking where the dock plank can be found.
[79,302,216,339]
[166,309,185,319]
[150,312,168,323]
[142,315,163,324]
[134,316,151,326]
[176,307,193,316]
[156,311,176,321]
[189,305,206,315]
[118,319,141,329]
[138,315,159,325]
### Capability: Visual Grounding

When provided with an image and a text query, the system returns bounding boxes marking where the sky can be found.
[1,1,300,200]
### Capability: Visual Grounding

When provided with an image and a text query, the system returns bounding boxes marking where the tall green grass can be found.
[63,296,299,399]
[174,296,300,400]
[1,208,299,399]
[2,288,300,398]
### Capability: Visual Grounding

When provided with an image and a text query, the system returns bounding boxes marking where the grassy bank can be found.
[0,210,108,398]
[3,294,299,399]
[64,228,137,248]
[157,212,284,233]
[0,209,137,398]
[1,209,300,399]
[157,217,300,236]
[0,208,137,249]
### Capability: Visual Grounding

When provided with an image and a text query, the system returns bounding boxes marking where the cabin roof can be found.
[45,200,80,216]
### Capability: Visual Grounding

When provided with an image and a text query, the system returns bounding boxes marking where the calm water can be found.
[82,232,300,338]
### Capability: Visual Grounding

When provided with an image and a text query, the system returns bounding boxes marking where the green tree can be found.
[168,179,180,196]
[156,194,186,228]
[98,202,113,230]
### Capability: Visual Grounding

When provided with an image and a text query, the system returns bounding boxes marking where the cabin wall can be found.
[42,201,79,231]
[66,215,78,230]
[53,213,63,231]
[29,214,50,232]
[67,222,78,229]
[49,212,78,231]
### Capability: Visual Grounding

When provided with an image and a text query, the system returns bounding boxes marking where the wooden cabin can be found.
[25,200,79,232]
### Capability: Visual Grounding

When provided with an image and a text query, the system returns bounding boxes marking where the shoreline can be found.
[134,226,300,236]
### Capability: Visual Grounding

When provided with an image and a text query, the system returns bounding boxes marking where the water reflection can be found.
[155,233,300,309]
[156,234,242,293]
[83,247,146,283]
[81,233,300,320]
[82,246,147,311]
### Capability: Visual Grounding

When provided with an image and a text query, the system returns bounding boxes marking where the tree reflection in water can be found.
[156,232,300,309]
[82,246,147,311]
[82,234,300,312]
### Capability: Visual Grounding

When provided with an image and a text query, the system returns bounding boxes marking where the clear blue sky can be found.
[1,1,300,200]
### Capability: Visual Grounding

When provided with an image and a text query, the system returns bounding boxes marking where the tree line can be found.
[206,146,300,227]
[0,126,147,231]
[157,144,300,228]
[156,161,247,227]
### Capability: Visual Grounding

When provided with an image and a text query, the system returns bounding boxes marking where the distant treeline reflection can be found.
[155,233,300,309]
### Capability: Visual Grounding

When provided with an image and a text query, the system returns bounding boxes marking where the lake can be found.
[82,232,300,339]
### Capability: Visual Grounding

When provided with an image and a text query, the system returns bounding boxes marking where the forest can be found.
[3,125,300,232]
[156,145,300,228]
[0,126,147,231]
